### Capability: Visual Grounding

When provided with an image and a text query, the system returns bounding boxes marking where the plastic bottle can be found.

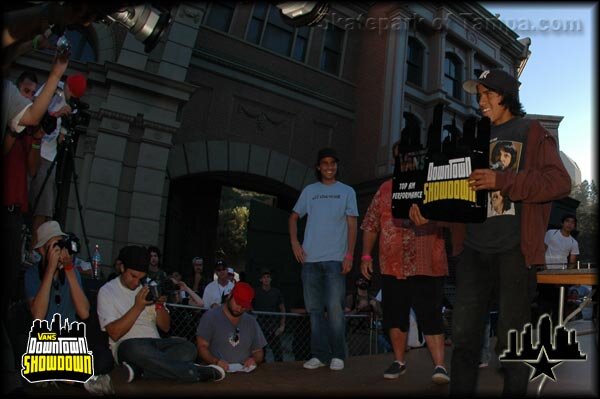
[92,245,102,280]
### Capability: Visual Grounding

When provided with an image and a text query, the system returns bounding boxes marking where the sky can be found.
[482,2,596,183]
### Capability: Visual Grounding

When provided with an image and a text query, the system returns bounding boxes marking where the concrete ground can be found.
[22,321,597,397]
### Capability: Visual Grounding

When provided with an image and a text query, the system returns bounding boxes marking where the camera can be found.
[54,232,80,255]
[62,97,91,133]
[146,280,159,302]
[145,278,180,302]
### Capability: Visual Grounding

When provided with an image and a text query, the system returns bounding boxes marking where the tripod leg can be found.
[30,157,59,247]
[62,139,92,262]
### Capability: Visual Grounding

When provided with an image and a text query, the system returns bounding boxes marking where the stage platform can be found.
[23,321,597,397]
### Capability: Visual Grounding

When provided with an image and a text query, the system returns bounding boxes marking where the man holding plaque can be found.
[440,69,571,396]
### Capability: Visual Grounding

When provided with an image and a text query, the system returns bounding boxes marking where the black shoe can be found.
[195,364,225,382]
[432,366,450,384]
[383,361,407,379]
[112,362,138,385]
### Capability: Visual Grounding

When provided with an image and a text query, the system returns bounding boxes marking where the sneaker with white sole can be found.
[383,361,407,379]
[114,361,138,384]
[329,358,344,371]
[303,357,326,369]
[432,366,450,384]
[84,374,114,395]
[195,364,226,382]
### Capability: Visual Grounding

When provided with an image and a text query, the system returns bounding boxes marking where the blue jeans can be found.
[118,337,210,382]
[450,246,536,396]
[302,261,347,362]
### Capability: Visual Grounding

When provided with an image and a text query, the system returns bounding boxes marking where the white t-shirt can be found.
[97,276,159,362]
[202,280,234,309]
[544,229,579,269]
[2,80,31,137]
[35,81,64,161]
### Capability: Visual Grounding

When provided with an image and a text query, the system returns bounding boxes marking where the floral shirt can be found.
[360,180,448,279]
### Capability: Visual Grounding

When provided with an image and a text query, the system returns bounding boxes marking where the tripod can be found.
[30,127,91,261]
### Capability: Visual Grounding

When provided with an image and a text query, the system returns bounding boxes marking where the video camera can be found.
[54,232,81,255]
[62,97,91,133]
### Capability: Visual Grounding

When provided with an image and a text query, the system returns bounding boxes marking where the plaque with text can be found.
[392,105,490,223]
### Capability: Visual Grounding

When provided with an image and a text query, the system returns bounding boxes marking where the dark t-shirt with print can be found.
[465,117,530,253]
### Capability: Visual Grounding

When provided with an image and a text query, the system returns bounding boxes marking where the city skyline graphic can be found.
[499,314,586,382]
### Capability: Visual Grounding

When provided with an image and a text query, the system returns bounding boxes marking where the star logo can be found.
[525,346,562,382]
[499,314,586,383]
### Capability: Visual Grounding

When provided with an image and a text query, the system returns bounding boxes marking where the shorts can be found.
[381,274,445,335]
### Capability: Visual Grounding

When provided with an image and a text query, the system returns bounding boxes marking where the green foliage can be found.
[216,187,277,269]
[570,180,598,265]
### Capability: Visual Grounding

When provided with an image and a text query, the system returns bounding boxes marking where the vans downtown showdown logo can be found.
[21,313,94,383]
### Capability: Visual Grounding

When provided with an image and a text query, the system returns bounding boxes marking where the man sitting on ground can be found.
[97,245,225,388]
[196,282,267,373]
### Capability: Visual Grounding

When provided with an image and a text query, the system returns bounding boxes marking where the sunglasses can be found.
[232,328,240,344]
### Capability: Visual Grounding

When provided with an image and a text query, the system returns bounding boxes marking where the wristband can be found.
[361,254,373,261]
[63,263,74,271]
[344,254,354,261]
[31,143,41,150]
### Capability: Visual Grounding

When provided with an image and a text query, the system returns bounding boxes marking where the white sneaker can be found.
[329,358,344,371]
[84,374,114,395]
[303,357,326,369]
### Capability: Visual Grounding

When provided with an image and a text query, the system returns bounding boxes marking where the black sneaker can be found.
[432,366,450,384]
[383,361,407,379]
[112,361,138,385]
[195,364,226,382]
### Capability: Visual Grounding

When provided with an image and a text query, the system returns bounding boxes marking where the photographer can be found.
[2,56,70,316]
[97,245,225,385]
[24,220,90,322]
[29,73,88,250]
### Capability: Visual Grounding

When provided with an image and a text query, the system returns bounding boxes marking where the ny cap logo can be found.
[479,70,491,79]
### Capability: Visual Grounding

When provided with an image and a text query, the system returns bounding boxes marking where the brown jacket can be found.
[450,119,572,266]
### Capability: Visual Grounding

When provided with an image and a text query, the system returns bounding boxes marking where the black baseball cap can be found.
[317,147,339,163]
[463,69,520,98]
[120,245,149,273]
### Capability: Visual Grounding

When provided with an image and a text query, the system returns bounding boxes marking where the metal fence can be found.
[166,304,389,362]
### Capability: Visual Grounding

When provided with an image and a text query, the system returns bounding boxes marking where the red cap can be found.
[66,74,87,98]
[231,282,254,309]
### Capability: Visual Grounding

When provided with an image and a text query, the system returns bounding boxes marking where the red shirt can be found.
[2,134,33,212]
[360,179,448,279]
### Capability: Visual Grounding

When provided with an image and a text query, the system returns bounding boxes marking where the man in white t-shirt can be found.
[539,214,580,325]
[97,245,225,388]
[202,259,234,309]
[544,214,579,269]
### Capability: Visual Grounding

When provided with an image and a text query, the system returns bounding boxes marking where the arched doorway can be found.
[165,140,315,305]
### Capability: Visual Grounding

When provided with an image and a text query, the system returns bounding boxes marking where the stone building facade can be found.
[9,2,578,288]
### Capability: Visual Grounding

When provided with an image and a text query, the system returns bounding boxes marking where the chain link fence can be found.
[166,304,387,362]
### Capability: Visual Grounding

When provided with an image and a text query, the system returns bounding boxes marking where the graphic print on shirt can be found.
[228,328,240,347]
[487,139,523,218]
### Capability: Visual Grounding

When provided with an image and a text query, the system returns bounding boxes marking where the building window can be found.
[444,53,462,100]
[204,1,236,33]
[44,28,96,63]
[246,4,310,62]
[406,37,424,87]
[320,23,345,75]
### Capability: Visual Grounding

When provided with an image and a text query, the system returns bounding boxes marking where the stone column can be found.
[157,3,207,81]
[377,8,412,177]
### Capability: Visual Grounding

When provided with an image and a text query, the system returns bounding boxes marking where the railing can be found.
[165,304,391,362]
